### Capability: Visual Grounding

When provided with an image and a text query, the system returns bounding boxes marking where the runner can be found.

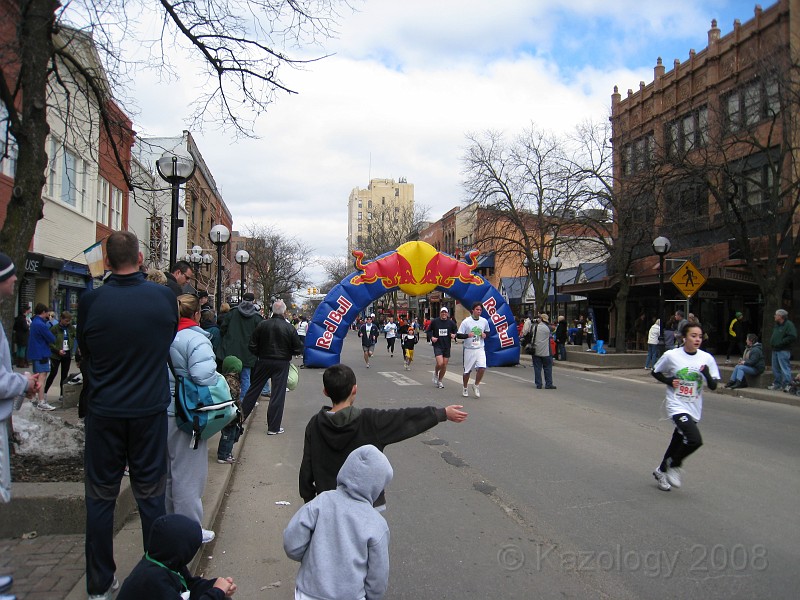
[651,322,720,492]
[357,314,379,368]
[383,316,398,357]
[429,307,457,388]
[456,302,490,398]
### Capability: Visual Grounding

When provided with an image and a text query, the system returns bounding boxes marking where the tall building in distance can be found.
[347,177,414,253]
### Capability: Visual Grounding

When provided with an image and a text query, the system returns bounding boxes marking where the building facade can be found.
[346,177,414,253]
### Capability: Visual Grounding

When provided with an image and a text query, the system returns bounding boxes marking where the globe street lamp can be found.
[156,151,196,270]
[235,250,250,303]
[652,236,672,357]
[209,224,231,314]
[548,255,562,320]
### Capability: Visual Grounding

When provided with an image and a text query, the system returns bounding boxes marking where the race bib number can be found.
[438,329,449,336]
[676,379,699,401]
[470,326,483,347]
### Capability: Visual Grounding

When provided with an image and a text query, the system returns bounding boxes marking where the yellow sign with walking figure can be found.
[670,260,706,298]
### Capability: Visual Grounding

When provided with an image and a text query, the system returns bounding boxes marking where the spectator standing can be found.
[286,445,392,600]
[0,252,39,505]
[673,310,688,347]
[645,318,661,370]
[724,334,765,389]
[216,356,243,464]
[220,292,263,402]
[12,305,30,368]
[77,231,178,599]
[585,316,595,351]
[725,312,746,364]
[241,299,303,435]
[574,315,585,346]
[554,315,568,361]
[298,363,467,507]
[44,311,76,404]
[163,261,194,296]
[166,294,220,544]
[200,309,223,369]
[530,314,556,390]
[296,316,308,367]
[456,302,491,398]
[27,303,55,410]
[430,307,457,388]
[767,309,797,392]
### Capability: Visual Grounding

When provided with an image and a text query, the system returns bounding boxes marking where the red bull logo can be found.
[315,295,353,349]
[350,243,484,296]
[350,251,415,288]
[483,297,514,348]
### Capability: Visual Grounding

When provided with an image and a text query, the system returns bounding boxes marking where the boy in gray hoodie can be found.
[283,444,392,600]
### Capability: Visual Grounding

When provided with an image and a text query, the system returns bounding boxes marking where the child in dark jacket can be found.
[216,356,244,464]
[117,513,237,600]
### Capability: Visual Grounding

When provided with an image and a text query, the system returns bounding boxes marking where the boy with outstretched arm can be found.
[299,363,468,509]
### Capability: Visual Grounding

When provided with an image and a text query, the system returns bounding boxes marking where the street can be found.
[199,333,800,599]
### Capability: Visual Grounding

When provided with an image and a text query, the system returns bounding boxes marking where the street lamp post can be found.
[548,255,562,319]
[209,225,231,314]
[235,250,250,303]
[156,151,196,270]
[652,236,672,357]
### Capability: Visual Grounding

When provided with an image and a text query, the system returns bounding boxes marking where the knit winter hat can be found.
[0,253,15,283]
[221,355,243,374]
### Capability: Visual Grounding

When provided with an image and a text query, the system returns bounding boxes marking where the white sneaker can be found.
[437,381,444,389]
[433,374,439,385]
[201,529,215,544]
[88,576,119,600]
[665,467,683,488]
[36,401,57,411]
[652,468,671,491]
[473,384,481,398]
[462,387,468,397]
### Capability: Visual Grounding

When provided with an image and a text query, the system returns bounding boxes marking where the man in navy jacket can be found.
[78,231,178,599]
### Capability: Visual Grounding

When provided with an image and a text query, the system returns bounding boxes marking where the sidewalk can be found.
[2,350,798,599]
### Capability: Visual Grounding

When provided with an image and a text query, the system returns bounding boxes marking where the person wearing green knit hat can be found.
[217,356,244,464]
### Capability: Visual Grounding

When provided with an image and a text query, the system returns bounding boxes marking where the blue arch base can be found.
[304,263,521,368]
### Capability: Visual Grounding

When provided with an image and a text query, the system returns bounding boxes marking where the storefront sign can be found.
[25,253,44,274]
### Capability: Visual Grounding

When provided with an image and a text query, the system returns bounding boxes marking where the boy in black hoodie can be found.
[118,514,237,600]
[298,363,468,509]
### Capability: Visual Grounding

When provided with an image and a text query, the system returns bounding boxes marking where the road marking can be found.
[378,372,421,386]
[487,370,530,384]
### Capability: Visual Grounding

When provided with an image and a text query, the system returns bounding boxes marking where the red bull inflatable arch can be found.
[304,241,521,368]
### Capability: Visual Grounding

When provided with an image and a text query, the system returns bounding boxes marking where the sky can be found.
[126,0,767,285]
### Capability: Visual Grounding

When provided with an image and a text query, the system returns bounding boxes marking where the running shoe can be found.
[665,467,683,488]
[201,529,215,544]
[267,428,285,435]
[437,381,444,389]
[88,576,119,600]
[217,455,235,464]
[473,384,481,398]
[36,401,56,411]
[652,468,671,491]
[462,387,468,397]
[433,374,439,385]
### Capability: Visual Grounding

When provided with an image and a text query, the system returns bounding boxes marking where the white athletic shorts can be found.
[463,348,487,373]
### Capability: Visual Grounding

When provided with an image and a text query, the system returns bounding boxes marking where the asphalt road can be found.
[199,333,800,599]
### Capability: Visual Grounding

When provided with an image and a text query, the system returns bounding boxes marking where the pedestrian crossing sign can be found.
[670,260,706,298]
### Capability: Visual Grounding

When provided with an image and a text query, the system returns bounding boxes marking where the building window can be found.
[664,180,708,228]
[60,148,87,210]
[0,134,18,178]
[357,223,362,232]
[47,138,58,197]
[358,211,362,220]
[358,200,362,208]
[622,132,654,175]
[367,212,372,220]
[724,78,780,133]
[111,186,122,229]
[368,199,372,208]
[97,178,110,226]
[666,107,708,158]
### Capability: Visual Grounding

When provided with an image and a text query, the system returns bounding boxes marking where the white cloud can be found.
[122,0,767,286]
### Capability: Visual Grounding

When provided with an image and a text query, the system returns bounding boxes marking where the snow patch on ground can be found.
[12,403,84,459]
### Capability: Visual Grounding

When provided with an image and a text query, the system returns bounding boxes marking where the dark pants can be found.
[660,413,703,471]
[241,359,291,432]
[532,355,554,388]
[44,354,71,394]
[387,337,396,354]
[84,412,167,595]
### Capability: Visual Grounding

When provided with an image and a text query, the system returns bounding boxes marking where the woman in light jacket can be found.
[167,294,220,544]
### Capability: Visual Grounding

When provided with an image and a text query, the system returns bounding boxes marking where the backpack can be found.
[168,359,239,449]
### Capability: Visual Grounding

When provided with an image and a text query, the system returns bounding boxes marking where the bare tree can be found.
[462,127,579,314]
[0,0,347,324]
[320,252,354,291]
[243,223,313,306]
[565,119,660,351]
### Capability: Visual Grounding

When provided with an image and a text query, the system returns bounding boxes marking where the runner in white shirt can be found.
[456,302,491,398]
[651,322,720,492]
[383,317,398,357]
